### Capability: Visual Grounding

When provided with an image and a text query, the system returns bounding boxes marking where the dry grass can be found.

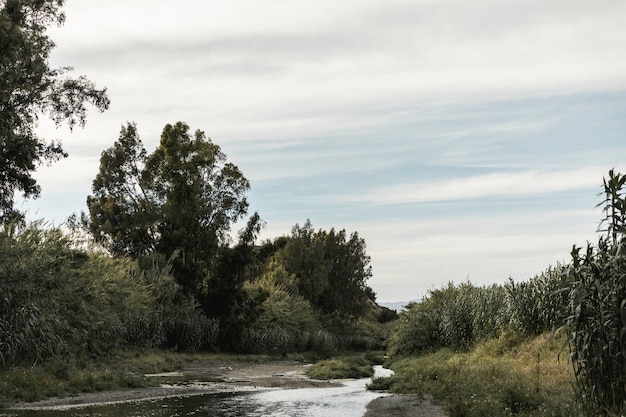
[380,332,582,417]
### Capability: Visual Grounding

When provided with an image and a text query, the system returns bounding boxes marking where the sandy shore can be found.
[6,360,447,416]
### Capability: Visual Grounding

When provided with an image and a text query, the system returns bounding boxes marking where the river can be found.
[6,366,393,417]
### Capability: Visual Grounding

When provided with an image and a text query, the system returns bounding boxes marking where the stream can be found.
[5,366,393,417]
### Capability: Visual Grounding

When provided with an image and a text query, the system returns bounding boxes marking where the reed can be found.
[565,169,626,416]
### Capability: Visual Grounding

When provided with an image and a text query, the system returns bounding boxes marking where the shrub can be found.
[305,356,374,380]
[383,333,582,417]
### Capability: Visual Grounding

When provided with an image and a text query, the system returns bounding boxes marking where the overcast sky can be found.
[24,0,626,302]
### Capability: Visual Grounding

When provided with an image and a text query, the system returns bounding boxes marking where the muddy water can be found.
[5,366,392,417]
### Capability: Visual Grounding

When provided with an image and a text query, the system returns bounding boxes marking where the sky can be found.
[22,0,626,302]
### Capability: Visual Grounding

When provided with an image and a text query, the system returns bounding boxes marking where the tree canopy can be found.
[274,220,374,319]
[0,0,109,222]
[87,122,251,293]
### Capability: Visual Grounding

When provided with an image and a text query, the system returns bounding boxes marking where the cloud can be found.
[51,0,626,119]
[314,207,600,301]
[24,0,626,303]
[352,167,608,205]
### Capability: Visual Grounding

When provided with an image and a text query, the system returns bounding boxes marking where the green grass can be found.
[305,355,375,380]
[0,349,365,405]
[0,349,252,404]
[0,357,154,404]
[374,332,583,417]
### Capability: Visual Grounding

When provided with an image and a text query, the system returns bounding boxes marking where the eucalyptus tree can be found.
[275,220,373,319]
[0,0,109,222]
[87,122,251,294]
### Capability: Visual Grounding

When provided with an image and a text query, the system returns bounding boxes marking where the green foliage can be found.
[274,220,373,319]
[565,169,626,416]
[0,353,159,403]
[385,170,626,416]
[387,298,441,355]
[86,122,251,294]
[0,0,109,222]
[85,122,157,257]
[248,281,319,334]
[305,356,374,380]
[377,305,399,323]
[367,374,395,390]
[505,265,571,336]
[388,266,572,355]
[0,222,219,368]
[0,223,73,364]
[0,222,151,363]
[384,333,582,417]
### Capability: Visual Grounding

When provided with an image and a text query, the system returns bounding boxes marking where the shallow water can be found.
[237,365,392,417]
[5,366,392,417]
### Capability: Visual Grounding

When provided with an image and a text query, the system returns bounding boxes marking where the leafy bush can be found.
[367,375,395,390]
[387,297,442,355]
[305,356,374,380]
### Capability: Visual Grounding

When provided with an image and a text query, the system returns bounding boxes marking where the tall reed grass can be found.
[565,169,626,416]
[388,264,571,355]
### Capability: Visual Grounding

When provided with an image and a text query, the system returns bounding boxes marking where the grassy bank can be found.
[0,349,384,405]
[304,352,384,380]
[1,354,154,404]
[0,349,285,405]
[369,332,583,417]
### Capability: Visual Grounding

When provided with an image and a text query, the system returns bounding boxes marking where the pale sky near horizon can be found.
[22,0,626,302]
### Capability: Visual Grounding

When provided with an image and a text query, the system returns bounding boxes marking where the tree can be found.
[201,212,264,350]
[275,220,373,319]
[0,0,110,222]
[276,221,331,305]
[87,122,251,294]
[86,123,157,257]
[317,228,373,317]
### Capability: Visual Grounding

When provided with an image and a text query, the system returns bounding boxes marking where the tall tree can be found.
[86,123,157,257]
[87,122,251,293]
[0,0,110,222]
[275,220,373,319]
[317,228,372,317]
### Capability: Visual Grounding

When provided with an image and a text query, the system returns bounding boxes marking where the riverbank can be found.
[5,359,448,416]
[4,359,336,410]
[364,395,447,417]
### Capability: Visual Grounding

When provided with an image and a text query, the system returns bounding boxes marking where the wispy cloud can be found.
[25,0,626,301]
[354,167,608,205]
